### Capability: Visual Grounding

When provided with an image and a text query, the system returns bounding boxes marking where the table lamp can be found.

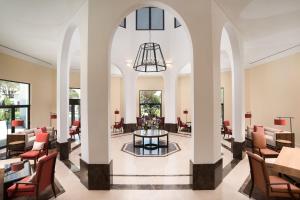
[274,118,287,132]
[183,110,188,123]
[245,112,252,127]
[11,119,24,133]
[114,109,120,123]
[50,112,57,127]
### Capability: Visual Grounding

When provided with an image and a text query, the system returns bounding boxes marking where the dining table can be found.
[269,147,300,180]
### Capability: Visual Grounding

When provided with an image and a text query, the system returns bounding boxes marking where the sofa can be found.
[7,127,57,150]
[246,126,295,148]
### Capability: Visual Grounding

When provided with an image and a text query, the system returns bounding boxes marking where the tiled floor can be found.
[1,134,253,200]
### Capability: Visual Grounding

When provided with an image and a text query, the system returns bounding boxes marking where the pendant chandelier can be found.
[133,31,167,72]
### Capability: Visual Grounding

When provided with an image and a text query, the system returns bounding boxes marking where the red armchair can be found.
[20,132,49,170]
[177,117,188,132]
[223,120,232,138]
[247,151,300,199]
[70,120,81,140]
[113,117,124,133]
[157,117,165,129]
[136,117,144,130]
[7,152,58,199]
[252,126,279,159]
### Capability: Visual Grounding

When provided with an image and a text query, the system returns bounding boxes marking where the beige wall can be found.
[70,70,80,88]
[221,71,232,123]
[177,75,192,122]
[246,52,300,146]
[0,53,56,128]
[111,76,123,123]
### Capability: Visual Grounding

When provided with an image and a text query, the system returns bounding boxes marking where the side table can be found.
[276,139,292,151]
[6,141,25,158]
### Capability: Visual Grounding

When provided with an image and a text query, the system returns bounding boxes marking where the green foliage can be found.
[69,89,80,99]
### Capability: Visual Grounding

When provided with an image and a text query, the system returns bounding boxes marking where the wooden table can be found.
[269,147,300,178]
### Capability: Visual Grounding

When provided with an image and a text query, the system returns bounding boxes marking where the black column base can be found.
[123,123,136,133]
[232,141,246,160]
[80,159,113,190]
[164,123,178,133]
[56,141,70,160]
[190,159,223,190]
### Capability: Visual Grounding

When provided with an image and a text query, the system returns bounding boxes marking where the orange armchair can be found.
[20,132,49,170]
[7,152,58,199]
[69,120,81,140]
[247,151,300,199]
[223,120,232,138]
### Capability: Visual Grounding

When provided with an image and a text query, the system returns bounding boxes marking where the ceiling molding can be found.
[0,44,53,68]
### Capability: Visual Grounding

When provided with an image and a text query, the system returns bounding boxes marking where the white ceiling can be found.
[0,0,300,70]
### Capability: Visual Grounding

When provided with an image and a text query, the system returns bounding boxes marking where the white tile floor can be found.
[1,134,252,200]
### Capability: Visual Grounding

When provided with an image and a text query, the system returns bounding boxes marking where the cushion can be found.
[20,151,40,158]
[71,125,77,131]
[31,142,44,151]
[27,132,35,138]
[270,176,300,193]
[259,148,279,157]
[7,176,35,197]
[252,131,267,149]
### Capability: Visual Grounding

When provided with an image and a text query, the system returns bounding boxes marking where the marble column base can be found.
[80,159,113,190]
[123,123,136,133]
[56,141,70,160]
[232,141,246,160]
[190,159,223,190]
[164,123,178,133]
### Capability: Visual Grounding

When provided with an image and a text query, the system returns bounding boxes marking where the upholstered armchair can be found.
[20,132,49,170]
[247,151,300,199]
[177,117,188,132]
[7,152,58,199]
[113,117,124,133]
[252,126,279,159]
[70,120,81,139]
[223,120,232,138]
[157,117,165,129]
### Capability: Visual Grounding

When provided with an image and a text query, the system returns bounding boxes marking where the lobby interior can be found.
[0,0,300,199]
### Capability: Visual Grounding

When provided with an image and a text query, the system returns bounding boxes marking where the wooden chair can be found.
[252,126,279,159]
[70,120,81,140]
[7,152,58,199]
[20,133,49,170]
[113,117,124,133]
[223,120,232,138]
[247,151,300,199]
[177,117,188,132]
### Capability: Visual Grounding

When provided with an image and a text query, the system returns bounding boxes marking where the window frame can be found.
[0,79,31,148]
[136,7,165,31]
[174,17,182,28]
[119,18,126,29]
[139,90,162,117]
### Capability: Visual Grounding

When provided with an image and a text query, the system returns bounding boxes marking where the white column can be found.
[123,71,137,124]
[57,29,72,144]
[164,70,177,124]
[232,57,245,142]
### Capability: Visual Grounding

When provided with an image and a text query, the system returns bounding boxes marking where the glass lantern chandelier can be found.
[133,31,167,72]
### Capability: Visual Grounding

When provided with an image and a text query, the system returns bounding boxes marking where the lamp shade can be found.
[274,118,287,126]
[50,113,57,119]
[11,119,24,127]
[114,110,120,115]
[183,110,188,114]
[245,112,252,118]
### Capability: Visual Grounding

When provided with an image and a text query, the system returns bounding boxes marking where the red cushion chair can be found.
[7,152,58,199]
[246,151,300,199]
[177,117,188,132]
[113,117,124,133]
[252,126,279,159]
[69,120,81,140]
[20,132,49,170]
[136,117,144,130]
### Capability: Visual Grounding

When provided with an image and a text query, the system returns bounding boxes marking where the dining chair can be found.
[7,152,58,199]
[247,151,300,199]
[252,126,279,159]
[136,117,144,129]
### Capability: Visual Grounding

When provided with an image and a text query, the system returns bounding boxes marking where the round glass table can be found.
[133,129,169,150]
